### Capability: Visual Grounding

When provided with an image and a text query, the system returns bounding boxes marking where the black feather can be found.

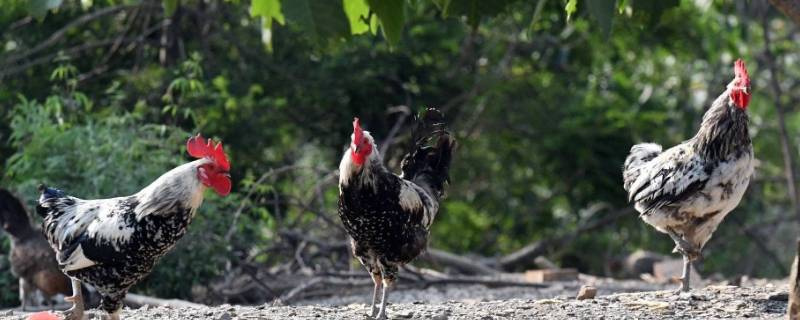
[400,108,456,199]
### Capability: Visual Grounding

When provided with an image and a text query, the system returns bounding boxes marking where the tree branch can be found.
[2,5,147,66]
[761,12,800,223]
[768,0,800,25]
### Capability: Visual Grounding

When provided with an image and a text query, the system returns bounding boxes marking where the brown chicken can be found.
[0,188,71,310]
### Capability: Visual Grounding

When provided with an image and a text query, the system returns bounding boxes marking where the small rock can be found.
[217,312,232,320]
[394,310,414,318]
[768,291,789,301]
[576,285,598,300]
[3,310,13,316]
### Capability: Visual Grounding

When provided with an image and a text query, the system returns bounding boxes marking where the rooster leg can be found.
[375,263,398,320]
[60,278,84,320]
[679,254,692,292]
[666,230,694,255]
[666,229,698,292]
[375,279,393,320]
[369,272,383,318]
[19,278,27,311]
[107,310,121,320]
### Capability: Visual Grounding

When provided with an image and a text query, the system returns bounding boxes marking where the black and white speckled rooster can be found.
[338,108,455,319]
[623,59,754,292]
[36,134,231,320]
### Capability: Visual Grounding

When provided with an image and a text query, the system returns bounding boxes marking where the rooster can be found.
[36,134,231,320]
[623,59,754,292]
[338,108,455,319]
[0,189,71,310]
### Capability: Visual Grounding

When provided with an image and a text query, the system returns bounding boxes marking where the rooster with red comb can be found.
[36,134,231,320]
[338,109,455,319]
[623,59,754,292]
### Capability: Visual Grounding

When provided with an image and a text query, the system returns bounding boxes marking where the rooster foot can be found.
[58,308,85,320]
[60,295,85,320]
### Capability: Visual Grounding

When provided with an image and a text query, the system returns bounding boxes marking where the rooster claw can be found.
[58,309,85,320]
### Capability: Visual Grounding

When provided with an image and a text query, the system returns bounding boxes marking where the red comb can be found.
[353,118,363,142]
[734,59,749,82]
[187,134,230,171]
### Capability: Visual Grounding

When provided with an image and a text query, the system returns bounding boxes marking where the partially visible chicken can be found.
[36,134,231,320]
[338,108,455,319]
[0,189,71,310]
[623,59,754,292]
[789,239,800,320]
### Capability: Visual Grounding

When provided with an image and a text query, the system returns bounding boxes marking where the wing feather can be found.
[628,144,711,213]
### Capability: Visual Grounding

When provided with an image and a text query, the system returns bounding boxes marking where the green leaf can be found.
[343,0,370,35]
[251,0,284,24]
[27,0,62,20]
[565,0,577,21]
[251,0,285,49]
[366,0,405,46]
[586,0,615,39]
[283,0,351,41]
[163,0,179,16]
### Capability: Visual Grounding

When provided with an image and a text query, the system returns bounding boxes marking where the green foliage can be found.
[343,0,373,35]
[5,101,187,201]
[282,0,351,41]
[366,0,405,45]
[585,0,615,38]
[163,0,180,16]
[565,0,577,20]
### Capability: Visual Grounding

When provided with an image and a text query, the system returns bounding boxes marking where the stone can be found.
[576,286,598,300]
[768,291,789,301]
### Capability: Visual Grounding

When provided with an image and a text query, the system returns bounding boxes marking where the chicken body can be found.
[623,60,753,292]
[37,135,231,320]
[338,110,454,319]
[0,189,71,310]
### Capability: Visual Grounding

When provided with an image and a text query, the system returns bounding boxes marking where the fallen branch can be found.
[498,207,634,270]
[421,248,499,275]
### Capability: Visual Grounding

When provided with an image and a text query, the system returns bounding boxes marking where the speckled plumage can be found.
[623,87,753,251]
[36,159,212,316]
[338,109,455,319]
[623,60,754,291]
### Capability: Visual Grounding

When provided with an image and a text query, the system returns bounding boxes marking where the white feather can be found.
[398,181,423,211]
[134,159,207,220]
[61,245,96,271]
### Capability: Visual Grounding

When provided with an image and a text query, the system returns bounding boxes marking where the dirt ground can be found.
[2,277,788,319]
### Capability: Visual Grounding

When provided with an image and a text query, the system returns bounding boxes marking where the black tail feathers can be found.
[38,184,65,200]
[0,189,29,231]
[401,108,456,199]
[35,184,65,218]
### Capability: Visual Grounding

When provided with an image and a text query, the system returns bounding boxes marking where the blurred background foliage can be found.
[1,0,800,307]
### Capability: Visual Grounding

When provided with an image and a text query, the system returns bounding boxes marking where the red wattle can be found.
[209,174,232,196]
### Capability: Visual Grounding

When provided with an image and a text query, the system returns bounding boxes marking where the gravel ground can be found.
[3,278,788,319]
